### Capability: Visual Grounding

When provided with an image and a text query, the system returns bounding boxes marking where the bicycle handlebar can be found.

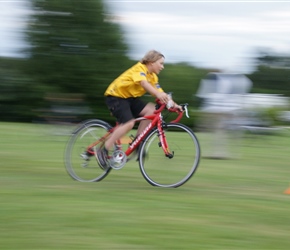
[154,98,189,123]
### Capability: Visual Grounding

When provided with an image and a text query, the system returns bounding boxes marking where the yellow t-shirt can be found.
[104,62,164,98]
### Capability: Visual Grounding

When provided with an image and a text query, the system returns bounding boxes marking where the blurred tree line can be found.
[0,0,290,127]
[248,51,290,96]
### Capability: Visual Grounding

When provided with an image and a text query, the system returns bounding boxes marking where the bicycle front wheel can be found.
[64,119,112,182]
[139,123,200,188]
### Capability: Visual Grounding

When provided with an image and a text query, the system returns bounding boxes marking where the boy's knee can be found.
[141,102,155,116]
[126,119,135,129]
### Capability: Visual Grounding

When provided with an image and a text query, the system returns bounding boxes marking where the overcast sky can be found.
[0,0,30,57]
[1,0,290,73]
[105,0,290,73]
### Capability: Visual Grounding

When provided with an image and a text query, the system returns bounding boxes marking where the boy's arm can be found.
[140,80,169,104]
[140,80,183,111]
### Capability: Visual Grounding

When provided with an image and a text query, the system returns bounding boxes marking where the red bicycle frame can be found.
[86,99,185,158]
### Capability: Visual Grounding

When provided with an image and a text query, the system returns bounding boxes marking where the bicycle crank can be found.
[110,150,127,170]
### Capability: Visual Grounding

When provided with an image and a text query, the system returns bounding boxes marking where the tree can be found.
[248,50,290,97]
[21,0,130,121]
[0,58,41,122]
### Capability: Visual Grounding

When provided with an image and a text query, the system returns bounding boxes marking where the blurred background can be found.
[2,2,290,249]
[1,0,290,140]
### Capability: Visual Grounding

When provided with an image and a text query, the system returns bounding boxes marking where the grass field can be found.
[1,122,290,249]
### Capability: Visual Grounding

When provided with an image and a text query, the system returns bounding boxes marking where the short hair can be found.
[140,50,165,64]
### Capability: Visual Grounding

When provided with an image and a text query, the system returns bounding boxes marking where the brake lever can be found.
[182,104,189,118]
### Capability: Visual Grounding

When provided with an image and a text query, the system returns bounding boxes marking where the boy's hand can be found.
[156,92,169,104]
[174,104,183,112]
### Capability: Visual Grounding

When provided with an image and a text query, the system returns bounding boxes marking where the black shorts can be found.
[105,96,147,124]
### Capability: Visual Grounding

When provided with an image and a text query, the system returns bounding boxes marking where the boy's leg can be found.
[136,102,155,136]
[104,96,136,151]
[104,119,135,151]
[96,119,135,170]
[97,96,136,169]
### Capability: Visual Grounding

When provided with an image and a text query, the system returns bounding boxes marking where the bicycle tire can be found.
[64,119,112,182]
[138,123,200,188]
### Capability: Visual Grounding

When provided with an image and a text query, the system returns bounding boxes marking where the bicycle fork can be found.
[157,122,174,159]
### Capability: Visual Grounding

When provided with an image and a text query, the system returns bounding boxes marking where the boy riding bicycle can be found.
[97,50,182,169]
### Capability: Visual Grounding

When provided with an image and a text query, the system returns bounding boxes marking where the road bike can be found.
[64,97,201,188]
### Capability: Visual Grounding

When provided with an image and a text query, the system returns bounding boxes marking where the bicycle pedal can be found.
[80,152,90,161]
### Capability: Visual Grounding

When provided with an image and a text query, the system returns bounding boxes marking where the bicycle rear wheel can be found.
[139,123,200,188]
[64,119,112,182]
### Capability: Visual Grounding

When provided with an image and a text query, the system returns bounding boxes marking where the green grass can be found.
[1,122,290,249]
